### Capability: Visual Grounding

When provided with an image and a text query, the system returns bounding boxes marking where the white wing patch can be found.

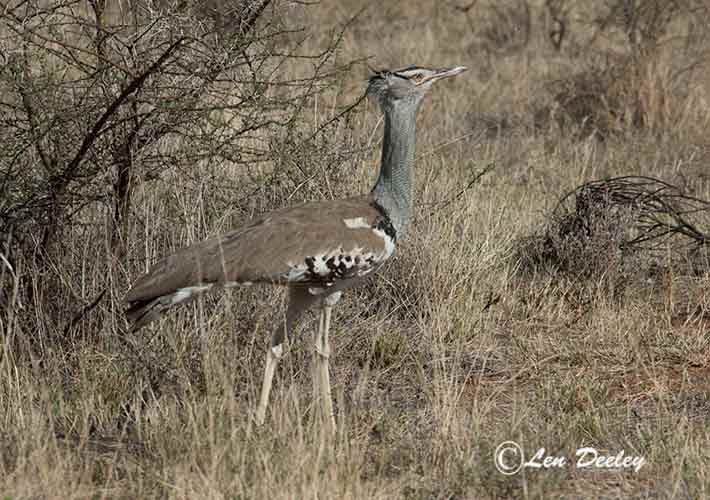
[372,226,396,260]
[284,262,308,281]
[168,284,214,305]
[343,217,370,229]
[169,282,254,304]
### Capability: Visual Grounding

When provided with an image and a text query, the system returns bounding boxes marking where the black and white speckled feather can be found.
[281,208,396,291]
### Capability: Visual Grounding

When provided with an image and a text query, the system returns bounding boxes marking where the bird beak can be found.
[432,66,467,81]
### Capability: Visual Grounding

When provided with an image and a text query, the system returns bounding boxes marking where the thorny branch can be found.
[555,176,710,249]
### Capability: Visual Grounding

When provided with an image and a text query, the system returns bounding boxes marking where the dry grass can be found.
[3,0,710,498]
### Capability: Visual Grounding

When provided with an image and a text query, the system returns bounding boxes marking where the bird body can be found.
[125,64,467,431]
[125,195,395,330]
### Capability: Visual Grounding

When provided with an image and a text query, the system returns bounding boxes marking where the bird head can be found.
[366,65,467,109]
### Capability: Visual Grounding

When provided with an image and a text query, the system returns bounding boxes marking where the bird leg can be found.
[313,299,337,433]
[255,286,318,426]
[256,342,282,425]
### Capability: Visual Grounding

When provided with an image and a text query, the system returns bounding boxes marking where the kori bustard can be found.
[125,64,467,431]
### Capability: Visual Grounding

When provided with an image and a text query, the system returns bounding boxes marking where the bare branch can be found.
[61,37,188,184]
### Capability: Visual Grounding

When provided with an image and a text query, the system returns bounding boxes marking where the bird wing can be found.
[125,196,396,303]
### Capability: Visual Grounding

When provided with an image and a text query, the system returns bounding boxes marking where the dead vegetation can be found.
[3,0,710,498]
[514,175,710,320]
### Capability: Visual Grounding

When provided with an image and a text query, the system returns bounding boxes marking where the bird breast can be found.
[281,216,396,289]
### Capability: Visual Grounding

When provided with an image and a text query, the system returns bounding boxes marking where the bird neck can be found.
[371,102,419,239]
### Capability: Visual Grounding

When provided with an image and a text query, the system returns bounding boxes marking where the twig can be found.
[556,175,710,250]
[62,289,107,336]
[425,162,496,215]
[62,37,189,183]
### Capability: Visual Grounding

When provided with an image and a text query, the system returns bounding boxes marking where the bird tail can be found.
[125,297,167,332]
[125,285,213,331]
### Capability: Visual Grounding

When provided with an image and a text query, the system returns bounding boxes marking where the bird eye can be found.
[411,74,425,83]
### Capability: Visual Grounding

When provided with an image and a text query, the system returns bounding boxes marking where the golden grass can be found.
[3,1,710,498]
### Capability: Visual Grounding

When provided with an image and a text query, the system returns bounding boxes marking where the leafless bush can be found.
[561,177,710,249]
[0,1,361,344]
[550,0,709,139]
[0,0,355,267]
[548,56,629,140]
[549,52,692,139]
[516,176,710,299]
[595,0,704,53]
[262,98,369,207]
[517,183,640,300]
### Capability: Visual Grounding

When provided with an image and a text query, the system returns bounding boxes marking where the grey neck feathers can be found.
[371,99,420,239]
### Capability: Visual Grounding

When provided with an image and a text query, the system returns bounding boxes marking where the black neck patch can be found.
[371,201,397,242]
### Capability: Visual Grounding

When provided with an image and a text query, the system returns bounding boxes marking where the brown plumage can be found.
[125,195,394,329]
